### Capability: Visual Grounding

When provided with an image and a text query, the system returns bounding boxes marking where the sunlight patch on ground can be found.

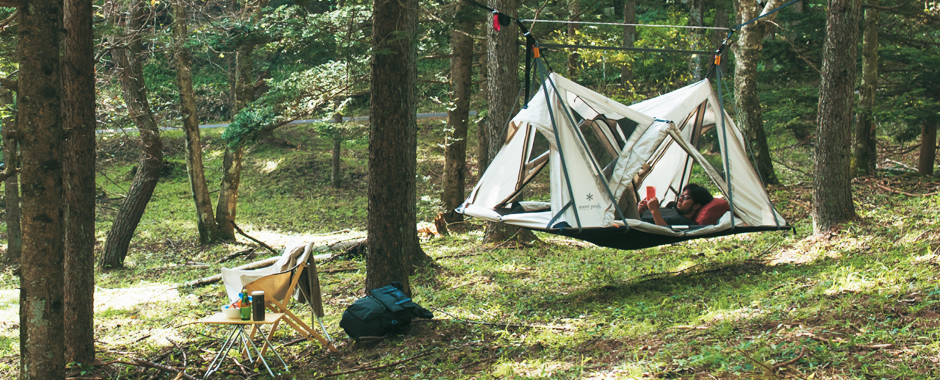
[258,159,282,174]
[96,283,180,312]
[701,305,765,323]
[912,252,940,265]
[584,364,647,380]
[0,289,20,360]
[494,358,573,378]
[0,289,17,326]
[823,269,877,296]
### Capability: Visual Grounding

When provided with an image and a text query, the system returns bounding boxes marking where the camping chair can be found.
[221,242,338,353]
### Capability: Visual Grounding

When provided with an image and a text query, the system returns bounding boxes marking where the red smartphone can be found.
[646,186,656,200]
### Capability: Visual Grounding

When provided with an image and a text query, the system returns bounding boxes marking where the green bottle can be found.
[240,290,251,320]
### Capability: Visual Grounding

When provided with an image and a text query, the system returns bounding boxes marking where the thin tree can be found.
[99,0,166,269]
[172,0,223,244]
[813,0,860,233]
[919,119,937,176]
[63,0,97,364]
[18,0,66,376]
[0,84,20,262]
[441,2,475,223]
[567,0,580,78]
[482,0,537,244]
[731,0,782,185]
[688,0,706,80]
[620,0,635,89]
[854,0,878,176]
[216,0,268,240]
[365,0,432,295]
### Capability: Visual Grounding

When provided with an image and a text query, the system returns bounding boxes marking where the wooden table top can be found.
[200,312,284,325]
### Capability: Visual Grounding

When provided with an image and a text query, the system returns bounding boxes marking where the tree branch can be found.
[231,222,279,255]
[0,9,19,29]
[0,77,16,92]
[0,0,23,8]
[316,351,432,379]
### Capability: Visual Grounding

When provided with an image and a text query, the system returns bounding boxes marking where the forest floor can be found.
[1,122,939,379]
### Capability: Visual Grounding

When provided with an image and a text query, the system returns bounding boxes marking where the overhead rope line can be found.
[540,43,711,55]
[522,19,731,31]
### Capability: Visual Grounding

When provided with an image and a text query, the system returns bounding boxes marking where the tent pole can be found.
[536,57,630,231]
[715,66,736,229]
[534,57,584,232]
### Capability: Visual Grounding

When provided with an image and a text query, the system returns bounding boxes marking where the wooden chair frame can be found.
[243,256,338,353]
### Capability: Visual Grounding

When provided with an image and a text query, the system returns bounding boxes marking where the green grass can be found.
[1,122,939,379]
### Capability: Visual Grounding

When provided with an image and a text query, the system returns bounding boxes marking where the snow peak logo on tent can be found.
[579,203,601,211]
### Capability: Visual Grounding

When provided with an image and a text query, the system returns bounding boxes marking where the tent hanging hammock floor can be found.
[456,60,791,250]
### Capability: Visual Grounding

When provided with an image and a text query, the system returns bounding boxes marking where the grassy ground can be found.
[1,121,939,379]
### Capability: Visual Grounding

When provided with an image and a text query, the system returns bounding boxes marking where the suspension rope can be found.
[521,19,731,31]
[540,43,711,56]
[731,0,803,31]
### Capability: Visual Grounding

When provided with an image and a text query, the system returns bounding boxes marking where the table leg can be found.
[204,326,240,379]
[259,325,289,371]
[237,325,277,378]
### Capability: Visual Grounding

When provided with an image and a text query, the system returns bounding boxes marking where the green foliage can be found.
[221,60,352,147]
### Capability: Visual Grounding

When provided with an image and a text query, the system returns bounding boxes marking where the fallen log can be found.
[182,252,334,288]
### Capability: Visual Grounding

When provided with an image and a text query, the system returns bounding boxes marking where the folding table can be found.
[199,312,288,378]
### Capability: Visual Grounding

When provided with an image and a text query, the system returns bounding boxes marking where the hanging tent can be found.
[457,65,789,250]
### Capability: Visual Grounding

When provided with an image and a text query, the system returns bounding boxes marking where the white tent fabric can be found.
[458,72,786,236]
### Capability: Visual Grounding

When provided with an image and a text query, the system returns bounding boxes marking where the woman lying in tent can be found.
[637,184,713,227]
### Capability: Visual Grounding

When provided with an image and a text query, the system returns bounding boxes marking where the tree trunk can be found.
[711,3,730,76]
[441,3,474,223]
[331,112,342,188]
[688,0,706,80]
[216,42,255,241]
[366,0,432,295]
[215,146,242,239]
[919,119,938,176]
[99,0,165,269]
[732,0,781,186]
[854,0,878,176]
[173,0,222,244]
[483,0,537,244]
[567,0,580,78]
[63,0,97,365]
[18,0,66,376]
[0,87,20,262]
[813,0,860,233]
[621,0,635,88]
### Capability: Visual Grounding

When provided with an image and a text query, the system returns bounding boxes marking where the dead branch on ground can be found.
[231,222,279,255]
[316,351,432,379]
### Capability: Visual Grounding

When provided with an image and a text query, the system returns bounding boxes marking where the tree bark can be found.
[732,0,781,186]
[0,87,20,262]
[483,0,537,244]
[63,0,97,365]
[173,0,222,244]
[216,146,242,239]
[331,112,342,188]
[99,0,165,269]
[366,0,432,295]
[854,0,878,176]
[621,0,636,88]
[441,3,474,223]
[919,119,938,176]
[813,0,860,233]
[18,0,66,376]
